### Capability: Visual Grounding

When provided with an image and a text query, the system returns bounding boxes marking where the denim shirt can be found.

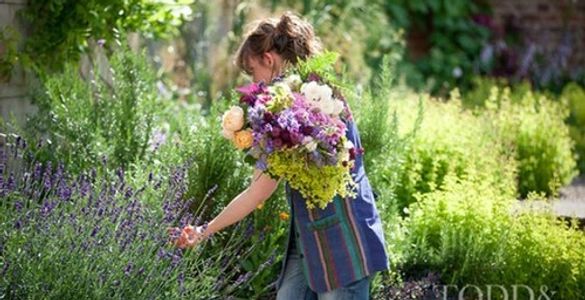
[274,118,390,293]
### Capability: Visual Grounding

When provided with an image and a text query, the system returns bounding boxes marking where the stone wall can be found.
[0,0,36,131]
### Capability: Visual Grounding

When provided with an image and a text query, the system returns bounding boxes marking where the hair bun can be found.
[276,12,294,34]
[273,12,295,52]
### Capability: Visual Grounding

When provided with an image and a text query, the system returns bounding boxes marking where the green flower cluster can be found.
[266,148,357,209]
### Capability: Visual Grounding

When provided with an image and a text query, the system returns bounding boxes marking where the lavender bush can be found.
[0,134,276,299]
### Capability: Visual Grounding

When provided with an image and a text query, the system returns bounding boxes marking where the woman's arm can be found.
[201,168,282,238]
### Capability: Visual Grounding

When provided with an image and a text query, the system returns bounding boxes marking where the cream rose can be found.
[233,129,254,149]
[222,106,245,131]
[221,128,235,140]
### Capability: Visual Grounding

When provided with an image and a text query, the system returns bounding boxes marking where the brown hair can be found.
[234,11,322,75]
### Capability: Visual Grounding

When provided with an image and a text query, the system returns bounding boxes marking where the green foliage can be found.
[347,53,409,220]
[562,83,585,174]
[380,88,517,216]
[292,50,339,83]
[17,0,194,72]
[0,26,20,81]
[479,85,579,198]
[16,42,160,175]
[391,174,585,299]
[382,0,491,95]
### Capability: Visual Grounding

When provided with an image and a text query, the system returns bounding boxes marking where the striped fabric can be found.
[274,118,390,293]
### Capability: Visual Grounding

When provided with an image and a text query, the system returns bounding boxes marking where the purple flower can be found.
[124,262,133,276]
[97,39,106,47]
[91,225,100,237]
[255,158,268,170]
[307,72,321,82]
[14,201,23,212]
[6,172,16,191]
[234,271,253,286]
[236,81,268,106]
[149,128,167,151]
[271,126,281,137]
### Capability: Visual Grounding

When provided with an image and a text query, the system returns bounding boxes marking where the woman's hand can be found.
[168,225,207,249]
[181,225,209,249]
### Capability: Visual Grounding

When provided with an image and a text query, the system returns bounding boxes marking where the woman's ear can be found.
[262,52,274,67]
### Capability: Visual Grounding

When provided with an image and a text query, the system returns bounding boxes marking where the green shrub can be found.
[391,173,585,299]
[561,82,585,174]
[379,87,517,215]
[10,44,161,176]
[479,85,578,198]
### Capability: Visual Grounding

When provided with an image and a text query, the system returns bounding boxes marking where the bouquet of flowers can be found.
[220,51,362,209]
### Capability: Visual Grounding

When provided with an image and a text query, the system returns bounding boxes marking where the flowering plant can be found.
[220,51,362,209]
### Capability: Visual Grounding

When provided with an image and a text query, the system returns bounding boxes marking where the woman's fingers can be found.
[182,225,195,236]
[185,234,201,249]
[167,225,207,249]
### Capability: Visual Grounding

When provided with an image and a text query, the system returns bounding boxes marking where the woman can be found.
[168,11,389,300]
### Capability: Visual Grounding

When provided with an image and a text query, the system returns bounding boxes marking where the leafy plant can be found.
[479,85,579,198]
[12,40,161,175]
[16,0,194,73]
[561,82,585,174]
[0,26,20,82]
[392,172,585,300]
[382,0,492,95]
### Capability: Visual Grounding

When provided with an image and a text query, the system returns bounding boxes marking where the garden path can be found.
[513,175,585,229]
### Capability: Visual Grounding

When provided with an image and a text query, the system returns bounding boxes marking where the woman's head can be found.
[234,11,322,83]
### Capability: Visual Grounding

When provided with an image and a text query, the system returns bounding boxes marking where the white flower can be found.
[272,81,292,94]
[284,74,302,90]
[222,106,245,131]
[332,99,345,115]
[301,81,333,112]
[321,99,337,115]
[305,140,318,152]
[344,139,354,149]
[452,67,463,78]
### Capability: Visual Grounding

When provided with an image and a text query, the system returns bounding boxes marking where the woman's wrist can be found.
[199,221,213,239]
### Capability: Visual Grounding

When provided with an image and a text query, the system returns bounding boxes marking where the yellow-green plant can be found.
[480,85,579,198]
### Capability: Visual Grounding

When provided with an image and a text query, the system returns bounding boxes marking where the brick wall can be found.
[489,0,585,73]
[0,0,36,130]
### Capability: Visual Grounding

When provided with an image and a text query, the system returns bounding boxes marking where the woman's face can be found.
[247,51,283,83]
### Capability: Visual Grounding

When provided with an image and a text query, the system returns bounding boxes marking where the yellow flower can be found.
[233,129,253,149]
[279,212,289,221]
[257,203,264,209]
